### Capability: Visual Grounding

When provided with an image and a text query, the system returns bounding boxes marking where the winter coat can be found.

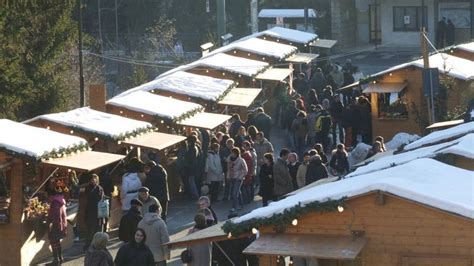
[85,184,104,227]
[187,227,211,266]
[47,194,67,242]
[250,148,258,177]
[273,158,293,197]
[253,112,272,139]
[184,144,202,177]
[296,163,308,188]
[121,172,142,211]
[118,208,142,243]
[84,247,114,266]
[144,164,169,201]
[307,111,318,138]
[258,163,274,200]
[140,195,161,216]
[253,138,274,167]
[330,101,345,123]
[241,151,254,185]
[137,213,170,262]
[205,151,224,182]
[114,242,155,266]
[311,72,327,94]
[229,120,245,139]
[293,78,309,96]
[291,117,308,139]
[288,161,302,190]
[329,151,350,175]
[227,156,248,181]
[305,156,328,185]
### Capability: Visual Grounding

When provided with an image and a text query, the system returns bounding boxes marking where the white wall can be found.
[380,0,435,47]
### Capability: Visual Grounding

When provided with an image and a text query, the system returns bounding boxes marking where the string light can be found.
[247,53,251,56]
[233,50,237,54]
[94,137,99,141]
[222,72,226,76]
[119,110,123,114]
[46,126,50,130]
[338,205,344,213]
[117,141,122,145]
[277,39,280,42]
[389,73,393,76]
[227,232,232,238]
[372,80,377,84]
[70,130,74,134]
[262,57,265,61]
[25,162,29,166]
[150,90,155,93]
[251,228,258,234]
[291,219,298,226]
[206,69,209,73]
[67,169,72,173]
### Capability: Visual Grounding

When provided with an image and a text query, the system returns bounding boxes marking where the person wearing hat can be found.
[118,199,143,243]
[138,187,161,216]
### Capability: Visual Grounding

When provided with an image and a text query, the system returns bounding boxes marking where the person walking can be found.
[446,19,455,46]
[138,187,161,216]
[84,174,105,250]
[144,161,169,221]
[288,153,301,190]
[47,181,67,265]
[436,17,447,48]
[273,149,293,200]
[184,135,202,200]
[241,141,255,204]
[253,132,274,177]
[227,147,248,212]
[305,154,329,185]
[259,153,275,206]
[252,107,272,140]
[315,100,332,153]
[186,214,211,266]
[137,204,170,266]
[330,94,345,146]
[329,144,350,176]
[296,152,311,189]
[121,157,144,214]
[84,232,114,266]
[115,228,155,266]
[221,138,235,201]
[205,143,224,202]
[118,199,143,243]
[290,111,308,157]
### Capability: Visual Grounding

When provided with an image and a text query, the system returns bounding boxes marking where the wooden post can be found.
[420,28,433,125]
[89,84,107,112]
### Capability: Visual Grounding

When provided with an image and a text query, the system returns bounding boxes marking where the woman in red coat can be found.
[47,180,68,264]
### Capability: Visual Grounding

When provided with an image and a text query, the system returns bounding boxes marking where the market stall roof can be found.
[255,67,293,81]
[217,88,262,107]
[285,52,319,64]
[257,26,318,44]
[165,221,232,248]
[456,42,474,53]
[426,119,465,130]
[0,119,88,160]
[371,53,474,81]
[258,9,317,18]
[42,150,125,172]
[362,82,407,93]
[404,121,474,151]
[193,53,269,77]
[26,107,153,140]
[243,234,367,259]
[234,158,474,224]
[177,112,231,130]
[225,37,297,60]
[116,71,235,101]
[107,91,203,121]
[121,132,186,151]
[337,81,361,91]
[309,39,338,49]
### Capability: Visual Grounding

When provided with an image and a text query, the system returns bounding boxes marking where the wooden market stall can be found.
[255,26,319,52]
[24,107,187,229]
[0,119,124,266]
[227,158,474,265]
[449,42,474,61]
[341,53,474,140]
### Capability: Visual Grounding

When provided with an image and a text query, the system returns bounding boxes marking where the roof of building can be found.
[456,42,474,53]
[193,53,269,76]
[257,26,318,44]
[258,9,317,18]
[224,37,297,59]
[404,122,474,150]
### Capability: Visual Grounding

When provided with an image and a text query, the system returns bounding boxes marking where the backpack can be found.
[181,249,193,263]
[315,112,332,133]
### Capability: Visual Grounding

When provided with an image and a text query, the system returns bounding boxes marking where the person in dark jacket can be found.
[85,174,105,250]
[330,94,345,145]
[446,19,455,46]
[184,135,201,200]
[287,153,301,190]
[229,114,245,138]
[47,183,68,264]
[252,107,272,140]
[357,96,372,144]
[85,232,114,266]
[258,153,274,206]
[293,72,309,97]
[198,196,218,224]
[118,199,143,243]
[115,228,155,266]
[99,169,114,232]
[305,155,328,185]
[273,149,293,199]
[329,144,350,176]
[144,161,169,221]
[313,143,328,165]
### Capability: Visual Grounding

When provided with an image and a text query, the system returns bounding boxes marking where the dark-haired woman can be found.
[258,153,275,207]
[47,181,68,264]
[114,228,154,266]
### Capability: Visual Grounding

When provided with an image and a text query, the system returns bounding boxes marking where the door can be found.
[369,3,381,44]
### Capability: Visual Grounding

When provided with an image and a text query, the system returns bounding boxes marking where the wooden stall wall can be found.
[450,50,474,61]
[258,193,474,266]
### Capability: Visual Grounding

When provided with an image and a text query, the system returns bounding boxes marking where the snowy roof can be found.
[257,26,318,44]
[27,107,152,140]
[456,42,474,53]
[370,53,474,80]
[107,91,203,120]
[348,134,474,177]
[225,37,297,60]
[258,9,317,18]
[193,53,269,77]
[235,158,474,223]
[404,122,474,150]
[0,119,88,159]
[115,71,235,101]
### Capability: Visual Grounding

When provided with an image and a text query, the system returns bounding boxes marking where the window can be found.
[377,91,408,119]
[393,6,427,31]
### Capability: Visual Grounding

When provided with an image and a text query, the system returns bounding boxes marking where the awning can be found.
[285,53,319,64]
[165,221,232,248]
[363,82,407,94]
[255,68,293,81]
[42,150,125,172]
[218,88,262,107]
[121,132,186,151]
[310,39,338,49]
[243,234,367,259]
[337,81,361,91]
[426,119,465,130]
[177,112,231,130]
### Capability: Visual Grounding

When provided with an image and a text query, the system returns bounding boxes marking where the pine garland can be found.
[61,124,156,142]
[359,75,381,85]
[222,197,346,237]
[0,142,90,162]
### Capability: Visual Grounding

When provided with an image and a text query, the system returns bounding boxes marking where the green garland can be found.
[60,124,156,142]
[0,142,90,162]
[359,75,382,85]
[222,197,346,237]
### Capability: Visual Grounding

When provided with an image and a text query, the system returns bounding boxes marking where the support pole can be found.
[420,27,433,124]
[217,0,226,45]
[78,0,85,107]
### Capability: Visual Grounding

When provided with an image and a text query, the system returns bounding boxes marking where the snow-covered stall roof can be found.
[258,9,317,18]
[115,71,235,101]
[193,53,269,77]
[347,134,474,177]
[257,26,318,44]
[456,42,474,53]
[235,158,474,223]
[404,122,474,150]
[0,119,88,160]
[27,107,152,140]
[370,53,474,80]
[225,37,297,60]
[107,91,203,121]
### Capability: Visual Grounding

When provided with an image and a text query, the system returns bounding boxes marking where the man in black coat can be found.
[118,199,143,243]
[84,174,104,250]
[252,107,272,141]
[144,161,169,221]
